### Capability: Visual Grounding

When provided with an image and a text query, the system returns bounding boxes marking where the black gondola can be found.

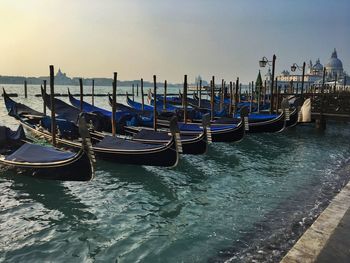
[188,94,294,133]
[0,122,95,181]
[67,90,208,155]
[3,90,180,167]
[120,95,247,143]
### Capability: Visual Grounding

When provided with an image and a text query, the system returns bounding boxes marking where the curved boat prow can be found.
[201,113,212,144]
[169,116,182,154]
[280,98,290,131]
[78,114,96,171]
[240,106,250,132]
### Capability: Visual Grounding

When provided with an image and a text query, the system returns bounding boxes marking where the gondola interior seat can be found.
[5,143,75,163]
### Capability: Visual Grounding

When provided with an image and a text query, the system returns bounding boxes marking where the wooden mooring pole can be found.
[210,76,215,121]
[153,75,157,131]
[43,80,47,116]
[235,77,239,113]
[112,73,117,137]
[141,78,144,111]
[163,80,167,111]
[183,75,188,123]
[229,81,233,115]
[239,83,242,103]
[270,54,276,114]
[24,80,28,98]
[132,84,135,101]
[49,65,56,147]
[249,82,252,113]
[220,79,224,112]
[79,78,83,111]
[92,79,95,106]
[275,78,278,111]
[263,80,267,106]
[199,79,202,108]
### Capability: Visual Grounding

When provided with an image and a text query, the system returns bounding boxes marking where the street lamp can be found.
[290,62,306,97]
[259,54,276,114]
[259,57,269,68]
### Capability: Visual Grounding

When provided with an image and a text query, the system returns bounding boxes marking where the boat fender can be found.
[169,117,182,154]
[201,113,212,144]
[240,106,249,131]
[78,114,96,166]
[281,98,290,121]
[293,97,303,121]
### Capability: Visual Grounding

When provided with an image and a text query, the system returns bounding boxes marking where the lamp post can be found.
[259,54,276,114]
[291,62,306,98]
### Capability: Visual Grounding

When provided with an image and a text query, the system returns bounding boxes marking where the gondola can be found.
[145,94,227,119]
[121,95,247,143]
[203,97,300,130]
[68,91,208,155]
[191,93,296,132]
[125,93,288,135]
[0,121,95,181]
[3,90,180,167]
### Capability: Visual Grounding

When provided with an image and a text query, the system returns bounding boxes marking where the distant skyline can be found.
[0,0,349,83]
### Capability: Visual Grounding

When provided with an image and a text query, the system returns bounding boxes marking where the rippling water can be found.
[0,84,349,262]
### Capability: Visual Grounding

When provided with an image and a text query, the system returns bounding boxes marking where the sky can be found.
[0,0,349,83]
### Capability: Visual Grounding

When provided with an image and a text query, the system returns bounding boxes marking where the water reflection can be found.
[97,161,178,202]
[7,173,94,220]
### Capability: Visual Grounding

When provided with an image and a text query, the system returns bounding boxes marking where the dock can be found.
[281,176,350,262]
[275,90,350,127]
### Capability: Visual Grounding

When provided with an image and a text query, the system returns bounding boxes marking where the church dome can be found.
[312,59,323,71]
[326,49,343,70]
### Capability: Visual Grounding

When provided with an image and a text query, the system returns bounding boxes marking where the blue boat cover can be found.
[127,97,180,112]
[69,93,133,120]
[41,116,80,139]
[150,98,193,111]
[0,125,26,147]
[43,92,118,132]
[95,135,165,150]
[133,129,171,141]
[5,143,75,163]
[155,95,183,104]
[178,123,203,132]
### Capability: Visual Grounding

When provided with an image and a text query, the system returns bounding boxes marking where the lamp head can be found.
[291,64,297,72]
[259,58,268,67]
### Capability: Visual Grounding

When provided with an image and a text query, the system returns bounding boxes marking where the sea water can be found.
[0,84,349,262]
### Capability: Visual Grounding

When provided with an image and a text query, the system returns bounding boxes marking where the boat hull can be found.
[124,127,208,155]
[157,120,245,143]
[3,91,179,168]
[248,112,285,133]
[22,121,179,168]
[0,150,93,181]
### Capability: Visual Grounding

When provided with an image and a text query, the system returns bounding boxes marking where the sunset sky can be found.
[0,0,349,83]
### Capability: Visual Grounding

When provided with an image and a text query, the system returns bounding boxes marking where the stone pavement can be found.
[280,182,350,263]
[316,208,350,262]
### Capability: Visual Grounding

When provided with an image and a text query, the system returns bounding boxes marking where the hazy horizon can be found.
[1,0,349,83]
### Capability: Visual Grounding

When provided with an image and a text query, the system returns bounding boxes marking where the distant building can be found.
[325,49,344,79]
[55,68,72,85]
[194,75,208,86]
[277,48,348,86]
[308,58,324,76]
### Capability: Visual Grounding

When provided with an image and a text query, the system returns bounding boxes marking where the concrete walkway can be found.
[280,182,350,263]
[316,208,350,262]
